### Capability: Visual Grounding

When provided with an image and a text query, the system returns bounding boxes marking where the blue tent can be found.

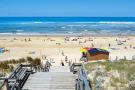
[0,48,4,53]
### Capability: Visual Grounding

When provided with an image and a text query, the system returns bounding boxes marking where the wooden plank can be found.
[23,66,77,90]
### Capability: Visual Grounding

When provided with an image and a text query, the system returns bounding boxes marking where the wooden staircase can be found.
[22,66,77,90]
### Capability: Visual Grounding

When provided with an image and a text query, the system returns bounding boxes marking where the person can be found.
[42,55,46,60]
[44,60,51,72]
[109,43,111,48]
[24,38,27,42]
[28,38,31,41]
[61,50,64,56]
[41,59,46,72]
[65,56,68,62]
[82,52,86,57]
[92,43,94,47]
[130,44,132,48]
[44,64,49,72]
[61,61,64,66]
[46,60,51,69]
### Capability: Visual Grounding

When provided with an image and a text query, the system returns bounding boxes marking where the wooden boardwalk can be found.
[22,66,77,90]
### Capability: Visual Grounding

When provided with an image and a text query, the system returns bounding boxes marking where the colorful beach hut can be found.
[80,48,109,61]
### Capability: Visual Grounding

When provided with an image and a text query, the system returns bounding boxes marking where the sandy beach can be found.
[0,35,135,66]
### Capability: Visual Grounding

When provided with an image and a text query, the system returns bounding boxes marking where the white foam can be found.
[9,21,135,25]
[98,21,135,24]
[16,30,24,32]
[67,25,87,27]
[67,32,73,34]
[33,22,43,24]
[0,33,13,35]
[61,26,66,29]
[20,22,43,24]
[84,30,88,31]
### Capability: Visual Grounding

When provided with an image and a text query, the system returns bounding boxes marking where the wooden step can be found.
[49,66,70,72]
[22,66,77,90]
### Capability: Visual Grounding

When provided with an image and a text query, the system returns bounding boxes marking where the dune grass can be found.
[84,60,135,89]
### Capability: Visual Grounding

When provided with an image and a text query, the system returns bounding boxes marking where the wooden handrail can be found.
[0,64,32,90]
[71,63,91,90]
[78,65,91,90]
[0,61,52,90]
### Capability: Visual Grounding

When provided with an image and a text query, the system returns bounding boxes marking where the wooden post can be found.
[4,79,9,90]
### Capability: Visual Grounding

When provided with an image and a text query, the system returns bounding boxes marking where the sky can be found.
[0,0,134,17]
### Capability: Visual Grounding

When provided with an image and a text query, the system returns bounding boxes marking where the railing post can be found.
[30,64,32,73]
[5,79,9,90]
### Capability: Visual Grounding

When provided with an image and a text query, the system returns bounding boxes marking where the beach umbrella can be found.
[80,48,87,53]
[84,47,91,50]
[100,48,107,51]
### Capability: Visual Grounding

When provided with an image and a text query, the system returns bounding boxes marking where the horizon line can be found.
[0,16,135,18]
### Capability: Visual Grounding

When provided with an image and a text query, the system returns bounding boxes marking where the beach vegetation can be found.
[31,58,41,66]
[0,57,41,77]
[84,60,135,89]
[27,56,33,63]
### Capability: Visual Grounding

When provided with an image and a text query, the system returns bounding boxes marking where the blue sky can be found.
[0,0,134,17]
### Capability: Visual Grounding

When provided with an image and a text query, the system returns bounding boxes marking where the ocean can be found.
[0,17,135,36]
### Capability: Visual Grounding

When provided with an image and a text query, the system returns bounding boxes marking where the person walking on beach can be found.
[130,44,132,48]
[28,38,31,41]
[61,61,64,66]
[65,56,68,62]
[92,43,94,47]
[61,50,64,56]
[109,43,111,48]
[24,38,27,42]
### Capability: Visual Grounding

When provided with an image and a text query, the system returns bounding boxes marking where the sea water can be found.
[0,17,135,36]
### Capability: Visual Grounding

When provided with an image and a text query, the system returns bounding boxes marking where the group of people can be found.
[41,60,52,72]
[24,38,31,42]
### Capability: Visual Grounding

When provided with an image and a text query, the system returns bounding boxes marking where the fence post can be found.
[5,79,9,90]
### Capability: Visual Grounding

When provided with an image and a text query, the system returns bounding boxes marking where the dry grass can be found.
[84,60,135,89]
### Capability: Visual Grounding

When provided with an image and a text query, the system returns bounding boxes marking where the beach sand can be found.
[0,36,135,66]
